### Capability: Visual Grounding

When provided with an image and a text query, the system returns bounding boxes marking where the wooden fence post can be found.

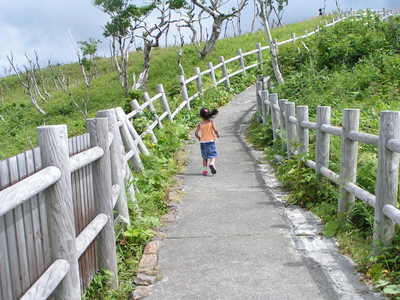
[261,90,269,124]
[237,49,246,75]
[338,109,359,223]
[194,67,203,94]
[315,106,331,175]
[219,56,231,90]
[270,93,280,141]
[304,30,308,38]
[207,62,217,85]
[157,84,173,122]
[285,102,296,159]
[374,111,400,250]
[279,99,288,151]
[36,125,81,300]
[256,81,263,124]
[297,106,309,155]
[178,75,190,110]
[256,43,262,71]
[291,33,296,43]
[96,109,132,222]
[115,107,149,156]
[143,92,162,129]
[114,108,144,172]
[86,118,118,287]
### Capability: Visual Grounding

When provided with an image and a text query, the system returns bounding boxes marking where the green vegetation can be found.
[247,11,400,297]
[1,11,362,299]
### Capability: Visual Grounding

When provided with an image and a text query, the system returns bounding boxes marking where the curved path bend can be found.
[146,85,385,300]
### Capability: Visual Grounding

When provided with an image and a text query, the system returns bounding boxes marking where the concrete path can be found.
[146,86,385,300]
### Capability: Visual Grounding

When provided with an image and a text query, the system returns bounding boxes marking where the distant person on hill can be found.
[319,8,323,16]
[195,107,220,175]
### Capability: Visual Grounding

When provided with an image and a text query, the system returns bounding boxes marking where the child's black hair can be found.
[200,107,218,120]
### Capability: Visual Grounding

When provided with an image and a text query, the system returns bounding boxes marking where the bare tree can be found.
[136,0,181,91]
[59,30,97,118]
[251,0,260,34]
[7,52,46,115]
[35,50,51,100]
[255,0,286,84]
[191,0,249,58]
[94,0,186,95]
[174,25,186,76]
[57,70,89,118]
[47,58,60,91]
[178,4,209,56]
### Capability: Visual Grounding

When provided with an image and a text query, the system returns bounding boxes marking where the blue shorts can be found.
[200,141,217,159]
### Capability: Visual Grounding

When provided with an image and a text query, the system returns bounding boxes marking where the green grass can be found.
[1,11,369,299]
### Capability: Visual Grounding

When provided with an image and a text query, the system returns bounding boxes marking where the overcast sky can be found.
[0,0,397,72]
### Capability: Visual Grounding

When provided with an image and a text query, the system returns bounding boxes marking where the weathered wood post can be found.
[338,109,359,224]
[115,107,149,156]
[304,30,308,38]
[157,84,173,122]
[36,125,81,300]
[273,39,278,54]
[261,90,269,125]
[143,92,162,129]
[279,99,288,151]
[297,106,309,156]
[96,109,131,222]
[237,49,246,75]
[291,33,296,43]
[207,62,217,86]
[178,75,190,110]
[114,108,144,172]
[374,111,400,251]
[256,43,262,71]
[270,93,280,141]
[324,20,328,26]
[285,102,296,159]
[86,118,118,287]
[194,67,203,94]
[255,81,263,124]
[219,56,231,90]
[315,106,331,176]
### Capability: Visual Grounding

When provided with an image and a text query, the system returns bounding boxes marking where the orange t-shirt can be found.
[199,121,216,142]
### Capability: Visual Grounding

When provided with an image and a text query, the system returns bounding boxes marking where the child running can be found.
[194,107,220,175]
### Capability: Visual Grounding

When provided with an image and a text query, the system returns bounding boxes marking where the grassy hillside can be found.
[0,15,331,160]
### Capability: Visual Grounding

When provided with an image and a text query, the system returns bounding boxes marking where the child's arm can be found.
[211,121,219,138]
[194,124,201,141]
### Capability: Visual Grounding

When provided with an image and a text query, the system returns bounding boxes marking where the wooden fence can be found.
[0,7,394,300]
[255,73,400,250]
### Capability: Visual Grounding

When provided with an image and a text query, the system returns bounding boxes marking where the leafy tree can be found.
[94,0,186,94]
[78,38,102,77]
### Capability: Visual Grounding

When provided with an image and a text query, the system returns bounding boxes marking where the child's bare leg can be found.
[202,158,208,175]
[203,158,208,167]
[210,158,216,165]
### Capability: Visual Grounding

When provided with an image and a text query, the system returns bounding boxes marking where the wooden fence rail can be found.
[256,76,400,251]
[0,7,393,300]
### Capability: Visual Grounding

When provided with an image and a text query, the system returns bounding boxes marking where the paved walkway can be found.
[145,86,384,300]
